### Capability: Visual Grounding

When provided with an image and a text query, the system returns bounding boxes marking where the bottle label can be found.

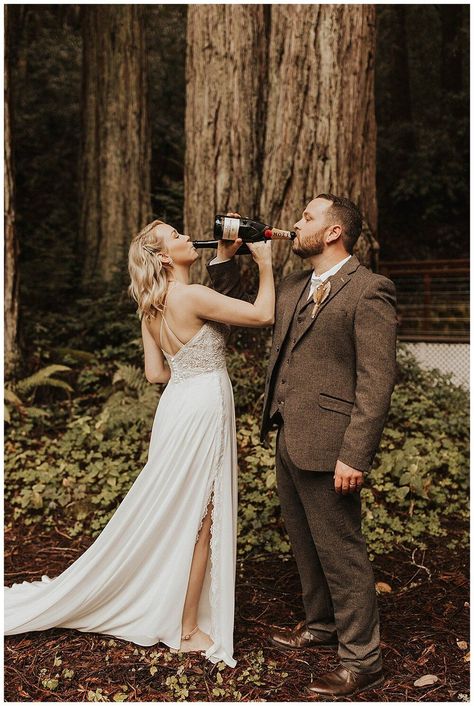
[271,228,292,240]
[222,217,240,241]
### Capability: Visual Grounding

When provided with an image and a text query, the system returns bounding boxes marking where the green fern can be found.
[95,363,159,435]
[16,364,73,397]
[4,388,23,425]
[52,347,96,364]
[5,364,73,424]
[112,363,149,396]
[4,387,24,410]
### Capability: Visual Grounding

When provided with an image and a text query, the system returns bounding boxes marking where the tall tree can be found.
[4,5,20,378]
[185,5,268,282]
[80,6,151,287]
[185,5,378,283]
[259,5,378,276]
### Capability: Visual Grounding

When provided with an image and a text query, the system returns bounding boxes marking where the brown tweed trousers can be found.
[207,254,398,674]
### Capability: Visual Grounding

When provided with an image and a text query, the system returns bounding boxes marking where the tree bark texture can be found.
[4,5,21,379]
[185,5,378,282]
[80,6,151,287]
[185,4,268,282]
[260,5,378,276]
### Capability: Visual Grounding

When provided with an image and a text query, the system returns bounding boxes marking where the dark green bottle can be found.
[192,215,296,255]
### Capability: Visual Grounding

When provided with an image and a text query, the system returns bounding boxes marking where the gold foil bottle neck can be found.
[270,228,293,240]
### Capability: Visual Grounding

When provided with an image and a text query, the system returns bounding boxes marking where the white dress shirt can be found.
[307,254,352,300]
[208,255,229,266]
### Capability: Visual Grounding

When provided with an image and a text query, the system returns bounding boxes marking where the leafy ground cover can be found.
[4,507,469,702]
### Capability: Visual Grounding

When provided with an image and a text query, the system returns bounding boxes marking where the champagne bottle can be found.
[214,214,296,243]
[191,215,296,255]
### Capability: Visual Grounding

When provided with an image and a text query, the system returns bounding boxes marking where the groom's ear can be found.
[326,225,343,244]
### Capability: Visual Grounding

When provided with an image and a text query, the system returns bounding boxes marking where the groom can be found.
[207,195,398,697]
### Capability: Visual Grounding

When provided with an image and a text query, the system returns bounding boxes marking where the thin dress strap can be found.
[159,283,186,354]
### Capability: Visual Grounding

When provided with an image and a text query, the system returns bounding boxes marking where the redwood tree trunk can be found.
[185,5,268,282]
[4,5,20,379]
[260,5,378,276]
[185,5,378,283]
[80,6,151,287]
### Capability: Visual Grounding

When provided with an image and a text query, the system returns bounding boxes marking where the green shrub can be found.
[4,342,468,559]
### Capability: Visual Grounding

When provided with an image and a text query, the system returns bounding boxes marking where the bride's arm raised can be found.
[141,317,172,384]
[190,241,275,328]
[206,213,255,304]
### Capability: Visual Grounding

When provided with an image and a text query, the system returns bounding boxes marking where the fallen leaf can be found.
[375,581,392,594]
[414,674,439,687]
[439,571,467,587]
[421,643,436,657]
[463,652,470,662]
[457,641,468,651]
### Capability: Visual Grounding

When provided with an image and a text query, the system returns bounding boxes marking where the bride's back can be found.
[145,282,208,357]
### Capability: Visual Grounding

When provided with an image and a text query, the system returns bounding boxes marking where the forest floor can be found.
[4,510,469,703]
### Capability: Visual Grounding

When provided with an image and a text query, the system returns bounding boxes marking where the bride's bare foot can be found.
[171,627,213,654]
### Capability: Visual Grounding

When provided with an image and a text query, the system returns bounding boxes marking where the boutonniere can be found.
[311,280,331,318]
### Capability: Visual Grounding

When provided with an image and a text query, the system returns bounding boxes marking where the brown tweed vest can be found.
[269,273,313,421]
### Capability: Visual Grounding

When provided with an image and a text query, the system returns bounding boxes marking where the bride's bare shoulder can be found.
[188,283,217,293]
[166,283,210,321]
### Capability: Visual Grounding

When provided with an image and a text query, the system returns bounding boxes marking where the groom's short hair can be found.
[316,193,362,253]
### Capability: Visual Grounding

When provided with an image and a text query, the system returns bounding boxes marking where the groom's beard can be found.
[292,227,325,258]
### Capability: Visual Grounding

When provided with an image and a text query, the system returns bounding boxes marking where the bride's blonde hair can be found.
[128,219,173,321]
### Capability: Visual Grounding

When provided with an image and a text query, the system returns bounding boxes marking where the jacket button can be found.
[276,345,280,352]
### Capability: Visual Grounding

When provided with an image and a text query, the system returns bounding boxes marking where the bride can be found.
[4,216,274,669]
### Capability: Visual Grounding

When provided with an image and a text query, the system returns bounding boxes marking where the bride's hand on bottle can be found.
[247,240,273,268]
[215,211,243,260]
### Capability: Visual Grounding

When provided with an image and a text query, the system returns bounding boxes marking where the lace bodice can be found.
[162,321,230,383]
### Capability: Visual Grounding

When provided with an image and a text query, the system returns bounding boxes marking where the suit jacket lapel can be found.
[278,269,312,347]
[294,255,361,346]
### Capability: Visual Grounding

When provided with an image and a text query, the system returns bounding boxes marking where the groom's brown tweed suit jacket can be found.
[207,254,398,473]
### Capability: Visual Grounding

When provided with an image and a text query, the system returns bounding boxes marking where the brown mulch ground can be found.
[4,512,469,702]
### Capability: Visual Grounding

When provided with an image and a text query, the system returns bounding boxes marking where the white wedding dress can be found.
[4,317,238,668]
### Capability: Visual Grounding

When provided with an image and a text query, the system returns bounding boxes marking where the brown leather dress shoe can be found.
[306,664,384,697]
[269,620,338,650]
